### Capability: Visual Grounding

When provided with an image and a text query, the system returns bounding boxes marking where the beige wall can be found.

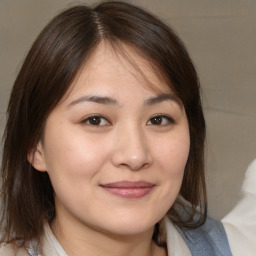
[0,0,255,219]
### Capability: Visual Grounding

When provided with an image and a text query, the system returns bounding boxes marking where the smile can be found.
[100,181,155,199]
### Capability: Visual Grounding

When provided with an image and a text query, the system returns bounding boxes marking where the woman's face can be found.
[33,44,190,236]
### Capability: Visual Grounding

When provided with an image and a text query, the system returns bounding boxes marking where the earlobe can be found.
[27,142,47,172]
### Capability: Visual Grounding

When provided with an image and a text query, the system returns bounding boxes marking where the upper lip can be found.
[100,181,155,188]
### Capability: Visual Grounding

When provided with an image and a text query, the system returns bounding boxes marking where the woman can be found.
[0,1,232,255]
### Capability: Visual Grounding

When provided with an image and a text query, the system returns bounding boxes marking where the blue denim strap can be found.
[176,217,233,256]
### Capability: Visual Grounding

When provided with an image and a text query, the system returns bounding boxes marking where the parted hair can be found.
[0,1,206,243]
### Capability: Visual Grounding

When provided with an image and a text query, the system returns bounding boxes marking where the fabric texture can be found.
[176,217,232,256]
[222,159,256,256]
[0,242,28,256]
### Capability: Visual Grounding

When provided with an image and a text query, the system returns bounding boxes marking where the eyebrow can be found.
[144,93,182,107]
[67,95,119,107]
[67,93,181,108]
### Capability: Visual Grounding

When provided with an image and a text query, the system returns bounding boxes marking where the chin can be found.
[98,213,162,236]
[107,223,155,237]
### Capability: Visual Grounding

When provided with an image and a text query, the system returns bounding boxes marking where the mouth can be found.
[100,181,155,199]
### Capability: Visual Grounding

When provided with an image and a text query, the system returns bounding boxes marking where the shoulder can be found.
[176,217,233,256]
[0,242,29,256]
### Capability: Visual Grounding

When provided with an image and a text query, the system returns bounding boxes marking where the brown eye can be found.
[151,116,163,125]
[147,115,174,126]
[88,116,101,125]
[82,116,110,126]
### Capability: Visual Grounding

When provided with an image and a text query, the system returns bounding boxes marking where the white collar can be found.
[164,217,192,256]
[40,223,68,256]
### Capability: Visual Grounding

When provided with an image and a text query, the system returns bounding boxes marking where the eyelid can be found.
[81,114,111,126]
[147,114,175,126]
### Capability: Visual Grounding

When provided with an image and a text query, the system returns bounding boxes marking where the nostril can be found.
[117,159,152,171]
[140,162,151,170]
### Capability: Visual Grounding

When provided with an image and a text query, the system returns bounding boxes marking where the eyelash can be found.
[81,114,175,127]
[81,115,111,126]
[147,115,175,126]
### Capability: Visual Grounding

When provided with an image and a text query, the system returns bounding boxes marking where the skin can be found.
[31,43,190,256]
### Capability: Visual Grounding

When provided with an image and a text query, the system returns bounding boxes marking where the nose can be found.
[111,125,153,171]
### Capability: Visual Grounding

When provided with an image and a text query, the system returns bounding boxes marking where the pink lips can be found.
[100,181,155,199]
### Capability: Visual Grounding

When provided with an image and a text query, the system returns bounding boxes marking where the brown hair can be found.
[0,1,206,243]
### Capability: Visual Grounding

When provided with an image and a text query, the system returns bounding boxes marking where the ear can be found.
[27,141,47,172]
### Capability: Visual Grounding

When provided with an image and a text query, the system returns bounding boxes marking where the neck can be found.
[50,217,165,256]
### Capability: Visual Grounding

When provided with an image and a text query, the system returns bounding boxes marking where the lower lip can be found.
[101,187,154,199]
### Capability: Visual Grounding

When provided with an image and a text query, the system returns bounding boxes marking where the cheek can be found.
[146,133,190,220]
[42,124,113,186]
[42,129,113,207]
[155,132,190,178]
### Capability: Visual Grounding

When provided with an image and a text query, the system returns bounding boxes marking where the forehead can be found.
[67,42,174,98]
